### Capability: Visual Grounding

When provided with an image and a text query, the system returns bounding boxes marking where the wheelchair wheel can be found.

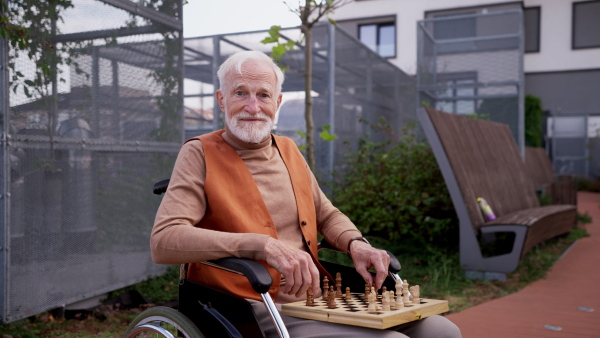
[125,306,204,338]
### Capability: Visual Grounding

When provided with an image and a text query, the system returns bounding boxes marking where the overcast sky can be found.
[183,1,302,38]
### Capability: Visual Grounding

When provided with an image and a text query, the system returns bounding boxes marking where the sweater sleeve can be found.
[150,140,270,264]
[310,167,362,253]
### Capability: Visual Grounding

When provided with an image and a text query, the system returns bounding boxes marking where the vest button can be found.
[301,221,307,226]
[307,240,311,246]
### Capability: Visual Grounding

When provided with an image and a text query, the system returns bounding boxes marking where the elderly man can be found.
[151,50,461,337]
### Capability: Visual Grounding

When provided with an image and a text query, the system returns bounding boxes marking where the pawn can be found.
[328,286,337,308]
[396,290,404,309]
[345,287,352,301]
[382,292,390,311]
[367,290,376,313]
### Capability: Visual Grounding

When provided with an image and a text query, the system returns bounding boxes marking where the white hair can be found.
[217,51,285,95]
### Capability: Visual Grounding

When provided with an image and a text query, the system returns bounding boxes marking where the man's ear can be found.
[216,90,225,111]
[276,93,283,109]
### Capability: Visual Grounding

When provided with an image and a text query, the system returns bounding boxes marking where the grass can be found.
[0,228,589,337]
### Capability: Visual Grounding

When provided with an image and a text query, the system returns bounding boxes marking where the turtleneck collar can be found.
[222,126,272,151]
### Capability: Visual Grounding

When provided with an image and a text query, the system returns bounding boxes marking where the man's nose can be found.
[245,96,261,114]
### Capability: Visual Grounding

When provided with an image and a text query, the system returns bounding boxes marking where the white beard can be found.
[226,112,274,143]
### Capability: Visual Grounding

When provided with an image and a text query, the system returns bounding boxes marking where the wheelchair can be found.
[125,179,403,338]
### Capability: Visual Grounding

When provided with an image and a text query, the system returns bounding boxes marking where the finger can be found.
[369,251,390,289]
[280,268,293,295]
[309,262,320,295]
[355,263,373,288]
[294,260,313,298]
[288,263,303,296]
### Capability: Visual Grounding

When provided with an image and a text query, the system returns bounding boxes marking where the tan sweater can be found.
[151,130,361,301]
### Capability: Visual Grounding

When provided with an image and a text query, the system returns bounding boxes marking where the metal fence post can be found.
[327,23,335,175]
[0,0,10,322]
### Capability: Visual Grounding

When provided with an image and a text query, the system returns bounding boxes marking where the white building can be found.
[330,0,600,176]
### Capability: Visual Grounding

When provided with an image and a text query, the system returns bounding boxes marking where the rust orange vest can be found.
[185,130,332,301]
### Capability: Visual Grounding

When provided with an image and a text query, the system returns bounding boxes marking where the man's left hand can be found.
[350,240,390,290]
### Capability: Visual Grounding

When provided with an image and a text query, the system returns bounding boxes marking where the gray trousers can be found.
[250,300,462,338]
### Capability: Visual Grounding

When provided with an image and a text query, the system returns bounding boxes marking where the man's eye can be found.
[260,93,270,98]
[235,91,243,96]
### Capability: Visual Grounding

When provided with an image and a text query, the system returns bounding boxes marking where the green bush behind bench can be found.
[328,120,458,256]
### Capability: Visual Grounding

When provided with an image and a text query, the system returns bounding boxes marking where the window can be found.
[359,23,396,58]
[573,1,600,49]
[524,7,540,53]
[435,73,477,115]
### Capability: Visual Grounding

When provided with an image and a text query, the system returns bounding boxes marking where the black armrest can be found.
[318,238,402,274]
[153,179,170,195]
[209,257,273,294]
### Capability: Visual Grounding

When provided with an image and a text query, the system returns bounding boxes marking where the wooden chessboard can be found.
[281,293,449,330]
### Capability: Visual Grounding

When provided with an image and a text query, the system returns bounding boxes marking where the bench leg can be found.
[461,225,528,280]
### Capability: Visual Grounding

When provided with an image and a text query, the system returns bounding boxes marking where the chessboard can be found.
[280,275,449,330]
[281,293,449,329]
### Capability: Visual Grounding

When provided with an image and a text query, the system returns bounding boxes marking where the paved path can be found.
[445,192,600,337]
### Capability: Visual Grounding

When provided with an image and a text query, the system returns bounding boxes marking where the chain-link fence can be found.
[1,0,183,323]
[417,9,524,154]
[184,22,416,177]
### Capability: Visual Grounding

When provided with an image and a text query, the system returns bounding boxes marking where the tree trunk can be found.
[304,26,315,171]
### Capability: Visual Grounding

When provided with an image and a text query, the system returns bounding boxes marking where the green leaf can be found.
[24,79,35,86]
[297,130,307,138]
[319,124,337,141]
[260,36,278,44]
[328,18,337,25]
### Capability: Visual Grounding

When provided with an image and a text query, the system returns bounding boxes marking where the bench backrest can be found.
[424,107,539,231]
[524,147,555,189]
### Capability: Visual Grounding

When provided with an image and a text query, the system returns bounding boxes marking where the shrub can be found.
[329,121,458,254]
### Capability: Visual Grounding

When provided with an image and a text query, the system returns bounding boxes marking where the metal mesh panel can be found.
[2,0,183,323]
[417,10,524,153]
[183,23,416,176]
[550,114,600,178]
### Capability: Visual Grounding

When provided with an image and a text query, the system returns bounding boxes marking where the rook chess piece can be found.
[306,289,314,306]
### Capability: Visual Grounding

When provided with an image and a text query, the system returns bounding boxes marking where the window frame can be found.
[523,6,541,53]
[358,21,397,58]
[572,1,600,50]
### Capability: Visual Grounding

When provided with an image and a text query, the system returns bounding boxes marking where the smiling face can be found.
[216,59,283,143]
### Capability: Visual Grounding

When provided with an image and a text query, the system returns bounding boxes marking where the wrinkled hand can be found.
[264,237,320,297]
[350,240,390,290]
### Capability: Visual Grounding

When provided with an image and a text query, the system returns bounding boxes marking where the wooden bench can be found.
[418,107,577,280]
[524,147,577,206]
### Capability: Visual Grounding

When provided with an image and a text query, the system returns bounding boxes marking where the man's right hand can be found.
[264,237,320,298]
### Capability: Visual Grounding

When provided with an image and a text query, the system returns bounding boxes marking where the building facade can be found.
[330,0,600,177]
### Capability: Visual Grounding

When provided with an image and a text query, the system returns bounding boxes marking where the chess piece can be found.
[328,286,337,308]
[336,272,342,298]
[382,292,390,311]
[345,287,351,301]
[367,289,376,313]
[410,285,421,304]
[306,289,314,306]
[402,280,411,305]
[323,276,329,300]
[396,290,404,309]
